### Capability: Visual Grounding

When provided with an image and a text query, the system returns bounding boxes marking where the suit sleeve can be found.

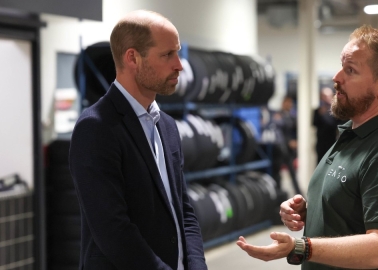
[69,116,172,270]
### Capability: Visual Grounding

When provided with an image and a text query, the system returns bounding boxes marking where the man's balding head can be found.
[110,10,174,70]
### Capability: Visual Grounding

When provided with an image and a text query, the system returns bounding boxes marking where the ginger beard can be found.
[135,57,179,96]
[331,82,376,120]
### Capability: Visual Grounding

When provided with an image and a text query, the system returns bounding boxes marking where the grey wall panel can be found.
[0,0,102,21]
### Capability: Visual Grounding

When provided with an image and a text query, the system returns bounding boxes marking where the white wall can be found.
[40,0,258,143]
[0,38,33,188]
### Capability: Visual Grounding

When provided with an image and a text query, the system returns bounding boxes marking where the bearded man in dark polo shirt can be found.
[236,24,378,270]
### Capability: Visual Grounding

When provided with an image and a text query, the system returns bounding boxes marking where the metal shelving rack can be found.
[160,102,273,249]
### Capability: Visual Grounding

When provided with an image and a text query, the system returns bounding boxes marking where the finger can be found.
[236,241,245,250]
[236,236,247,249]
[291,195,306,210]
[283,219,305,228]
[282,212,303,221]
[269,232,291,243]
[238,236,247,243]
[280,218,305,232]
[280,211,302,222]
[288,226,305,232]
[236,240,248,250]
[280,199,295,214]
[290,222,305,230]
[238,242,284,261]
[293,194,304,201]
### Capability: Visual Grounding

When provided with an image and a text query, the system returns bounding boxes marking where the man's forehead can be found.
[340,40,368,62]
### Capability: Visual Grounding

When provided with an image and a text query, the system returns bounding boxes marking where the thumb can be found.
[270,232,291,243]
[293,195,305,204]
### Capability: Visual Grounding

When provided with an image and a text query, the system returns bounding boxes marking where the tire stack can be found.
[74,42,115,109]
[213,116,258,166]
[157,49,275,105]
[187,171,282,242]
[45,140,80,270]
[75,42,275,107]
[176,114,225,171]
[175,114,259,172]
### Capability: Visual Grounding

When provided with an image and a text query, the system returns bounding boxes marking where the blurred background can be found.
[1,0,377,269]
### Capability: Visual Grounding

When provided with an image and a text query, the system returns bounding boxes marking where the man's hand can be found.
[236,232,295,261]
[280,194,307,231]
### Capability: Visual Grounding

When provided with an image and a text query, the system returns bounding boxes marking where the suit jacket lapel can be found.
[157,118,183,217]
[106,84,172,211]
[157,118,186,232]
[156,119,177,192]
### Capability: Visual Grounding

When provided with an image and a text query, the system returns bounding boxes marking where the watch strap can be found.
[287,237,310,265]
[294,238,305,254]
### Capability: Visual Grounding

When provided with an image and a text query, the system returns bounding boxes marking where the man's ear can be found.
[123,48,140,69]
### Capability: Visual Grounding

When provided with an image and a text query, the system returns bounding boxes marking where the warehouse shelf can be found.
[185,159,271,182]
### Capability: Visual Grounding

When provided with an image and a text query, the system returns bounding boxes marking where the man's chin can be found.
[330,105,351,120]
[158,87,177,96]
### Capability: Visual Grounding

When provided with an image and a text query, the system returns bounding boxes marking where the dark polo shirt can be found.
[303,115,378,270]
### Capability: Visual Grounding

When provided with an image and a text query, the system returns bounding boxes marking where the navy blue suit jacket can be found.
[69,84,207,270]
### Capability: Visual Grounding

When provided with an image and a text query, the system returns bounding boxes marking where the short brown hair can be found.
[350,24,378,80]
[110,11,165,70]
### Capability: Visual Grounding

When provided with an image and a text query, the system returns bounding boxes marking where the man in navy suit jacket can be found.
[69,10,207,270]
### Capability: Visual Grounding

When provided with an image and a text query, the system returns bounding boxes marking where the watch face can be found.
[287,252,305,265]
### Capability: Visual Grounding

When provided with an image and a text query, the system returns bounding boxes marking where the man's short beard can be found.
[135,58,178,96]
[330,88,376,120]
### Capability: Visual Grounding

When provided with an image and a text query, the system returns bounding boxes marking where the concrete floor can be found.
[205,225,303,270]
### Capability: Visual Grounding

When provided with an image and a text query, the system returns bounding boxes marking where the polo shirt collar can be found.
[338,115,378,139]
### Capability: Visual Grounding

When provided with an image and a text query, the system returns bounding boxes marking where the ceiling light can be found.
[364,5,378,14]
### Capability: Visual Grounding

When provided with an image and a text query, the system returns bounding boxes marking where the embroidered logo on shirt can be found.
[327,165,347,182]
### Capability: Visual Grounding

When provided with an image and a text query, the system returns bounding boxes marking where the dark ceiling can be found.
[257,0,378,32]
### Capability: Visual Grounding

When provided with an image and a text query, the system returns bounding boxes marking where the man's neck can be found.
[116,75,155,110]
[351,106,378,129]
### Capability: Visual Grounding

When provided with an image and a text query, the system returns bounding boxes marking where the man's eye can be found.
[345,67,353,73]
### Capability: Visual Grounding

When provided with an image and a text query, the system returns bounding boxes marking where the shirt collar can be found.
[114,79,160,124]
[338,115,378,139]
[148,101,161,125]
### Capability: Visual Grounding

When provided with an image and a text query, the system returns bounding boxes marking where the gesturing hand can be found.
[280,194,307,231]
[236,232,295,261]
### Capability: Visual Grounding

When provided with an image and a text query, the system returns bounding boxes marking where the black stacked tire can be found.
[206,181,237,239]
[211,51,244,103]
[214,116,257,165]
[185,114,223,171]
[74,42,115,108]
[233,55,275,105]
[45,140,81,270]
[175,119,197,171]
[187,182,221,241]
[213,177,249,231]
[243,171,277,222]
[236,174,265,226]
[74,42,275,107]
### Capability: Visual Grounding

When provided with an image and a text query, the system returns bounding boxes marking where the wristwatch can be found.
[287,238,306,265]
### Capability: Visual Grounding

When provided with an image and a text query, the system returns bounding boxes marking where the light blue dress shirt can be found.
[114,80,184,270]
